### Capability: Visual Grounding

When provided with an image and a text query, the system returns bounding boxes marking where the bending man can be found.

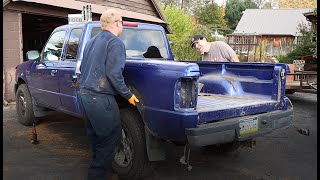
[78,9,139,180]
[191,34,240,62]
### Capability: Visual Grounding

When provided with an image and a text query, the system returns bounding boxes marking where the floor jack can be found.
[31,122,39,144]
[179,143,192,171]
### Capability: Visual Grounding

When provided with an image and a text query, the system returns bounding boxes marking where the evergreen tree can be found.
[225,0,258,31]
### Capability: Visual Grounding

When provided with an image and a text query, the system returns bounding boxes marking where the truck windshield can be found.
[90,27,168,59]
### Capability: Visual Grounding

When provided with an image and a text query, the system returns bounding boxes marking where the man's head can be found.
[100,9,123,37]
[191,34,209,53]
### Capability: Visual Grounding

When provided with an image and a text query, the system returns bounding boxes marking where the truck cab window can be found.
[66,28,83,60]
[90,27,102,38]
[42,31,66,61]
[120,29,168,59]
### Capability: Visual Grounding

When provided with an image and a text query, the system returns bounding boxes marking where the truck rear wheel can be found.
[15,84,37,126]
[113,108,149,180]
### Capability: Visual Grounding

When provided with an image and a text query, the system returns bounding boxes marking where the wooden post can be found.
[254,36,257,62]
[247,35,250,62]
[260,37,262,62]
[240,35,243,61]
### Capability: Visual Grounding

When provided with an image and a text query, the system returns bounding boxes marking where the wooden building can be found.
[3,0,170,102]
[226,8,313,62]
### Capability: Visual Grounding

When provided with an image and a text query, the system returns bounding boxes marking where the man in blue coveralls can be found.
[78,9,139,179]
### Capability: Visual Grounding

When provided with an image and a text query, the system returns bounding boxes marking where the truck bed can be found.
[197,93,276,112]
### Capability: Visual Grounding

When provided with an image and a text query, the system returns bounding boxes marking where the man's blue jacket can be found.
[79,30,132,100]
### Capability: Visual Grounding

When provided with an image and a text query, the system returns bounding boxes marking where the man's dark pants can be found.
[78,88,122,180]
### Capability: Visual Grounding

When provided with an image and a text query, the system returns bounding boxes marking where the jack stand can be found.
[31,123,39,144]
[179,143,192,171]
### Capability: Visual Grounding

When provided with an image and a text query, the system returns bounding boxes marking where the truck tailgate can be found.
[197,93,278,124]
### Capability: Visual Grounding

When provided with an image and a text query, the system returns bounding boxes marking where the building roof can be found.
[4,0,172,33]
[234,8,313,36]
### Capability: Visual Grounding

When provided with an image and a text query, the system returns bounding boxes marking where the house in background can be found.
[3,0,170,102]
[226,8,313,62]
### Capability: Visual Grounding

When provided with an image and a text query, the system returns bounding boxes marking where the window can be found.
[295,36,304,45]
[91,27,102,38]
[66,28,83,60]
[42,31,66,61]
[90,27,168,59]
[120,29,168,59]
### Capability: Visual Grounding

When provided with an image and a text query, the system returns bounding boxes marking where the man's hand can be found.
[128,94,139,106]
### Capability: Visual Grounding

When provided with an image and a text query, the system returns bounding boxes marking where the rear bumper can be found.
[186,109,293,147]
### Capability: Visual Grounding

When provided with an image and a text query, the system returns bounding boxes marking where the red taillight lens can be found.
[123,22,138,27]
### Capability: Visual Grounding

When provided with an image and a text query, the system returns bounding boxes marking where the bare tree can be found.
[252,0,268,8]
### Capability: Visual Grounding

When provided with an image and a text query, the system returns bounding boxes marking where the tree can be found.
[243,0,259,8]
[156,0,202,13]
[252,0,268,8]
[277,16,317,64]
[279,0,316,8]
[156,0,180,9]
[263,2,272,8]
[194,2,228,31]
[225,0,258,30]
[160,5,193,42]
[160,4,215,60]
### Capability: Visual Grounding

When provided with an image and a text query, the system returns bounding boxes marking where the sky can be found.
[215,0,226,6]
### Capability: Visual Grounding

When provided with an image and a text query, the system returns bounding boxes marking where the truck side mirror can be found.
[26,50,40,61]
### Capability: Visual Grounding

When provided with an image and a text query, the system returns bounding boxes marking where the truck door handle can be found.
[36,64,45,68]
[51,69,58,76]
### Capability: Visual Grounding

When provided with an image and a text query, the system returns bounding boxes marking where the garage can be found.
[22,13,67,60]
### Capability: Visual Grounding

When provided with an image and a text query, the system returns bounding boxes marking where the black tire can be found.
[112,108,149,180]
[15,84,37,126]
[204,142,240,153]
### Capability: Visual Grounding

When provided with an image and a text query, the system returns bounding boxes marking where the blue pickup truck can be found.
[15,21,293,179]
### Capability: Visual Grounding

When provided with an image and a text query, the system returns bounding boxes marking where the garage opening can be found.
[22,13,67,61]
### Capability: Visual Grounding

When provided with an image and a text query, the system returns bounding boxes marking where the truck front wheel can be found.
[15,84,37,126]
[113,108,149,180]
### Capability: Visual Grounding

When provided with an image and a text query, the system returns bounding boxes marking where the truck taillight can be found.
[123,22,138,27]
[174,77,198,111]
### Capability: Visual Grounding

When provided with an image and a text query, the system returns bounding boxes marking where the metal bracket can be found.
[179,143,192,171]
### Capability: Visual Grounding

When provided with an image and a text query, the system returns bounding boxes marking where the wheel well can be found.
[119,101,144,124]
[116,95,145,123]
[15,78,26,93]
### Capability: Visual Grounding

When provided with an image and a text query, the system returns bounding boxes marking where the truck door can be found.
[58,28,83,116]
[28,30,66,109]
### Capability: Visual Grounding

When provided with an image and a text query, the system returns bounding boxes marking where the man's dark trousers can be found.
[78,88,122,180]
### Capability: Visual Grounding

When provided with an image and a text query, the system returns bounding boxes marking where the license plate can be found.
[239,117,258,136]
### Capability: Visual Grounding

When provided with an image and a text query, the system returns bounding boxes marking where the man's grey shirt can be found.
[79,30,132,100]
[203,41,236,62]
